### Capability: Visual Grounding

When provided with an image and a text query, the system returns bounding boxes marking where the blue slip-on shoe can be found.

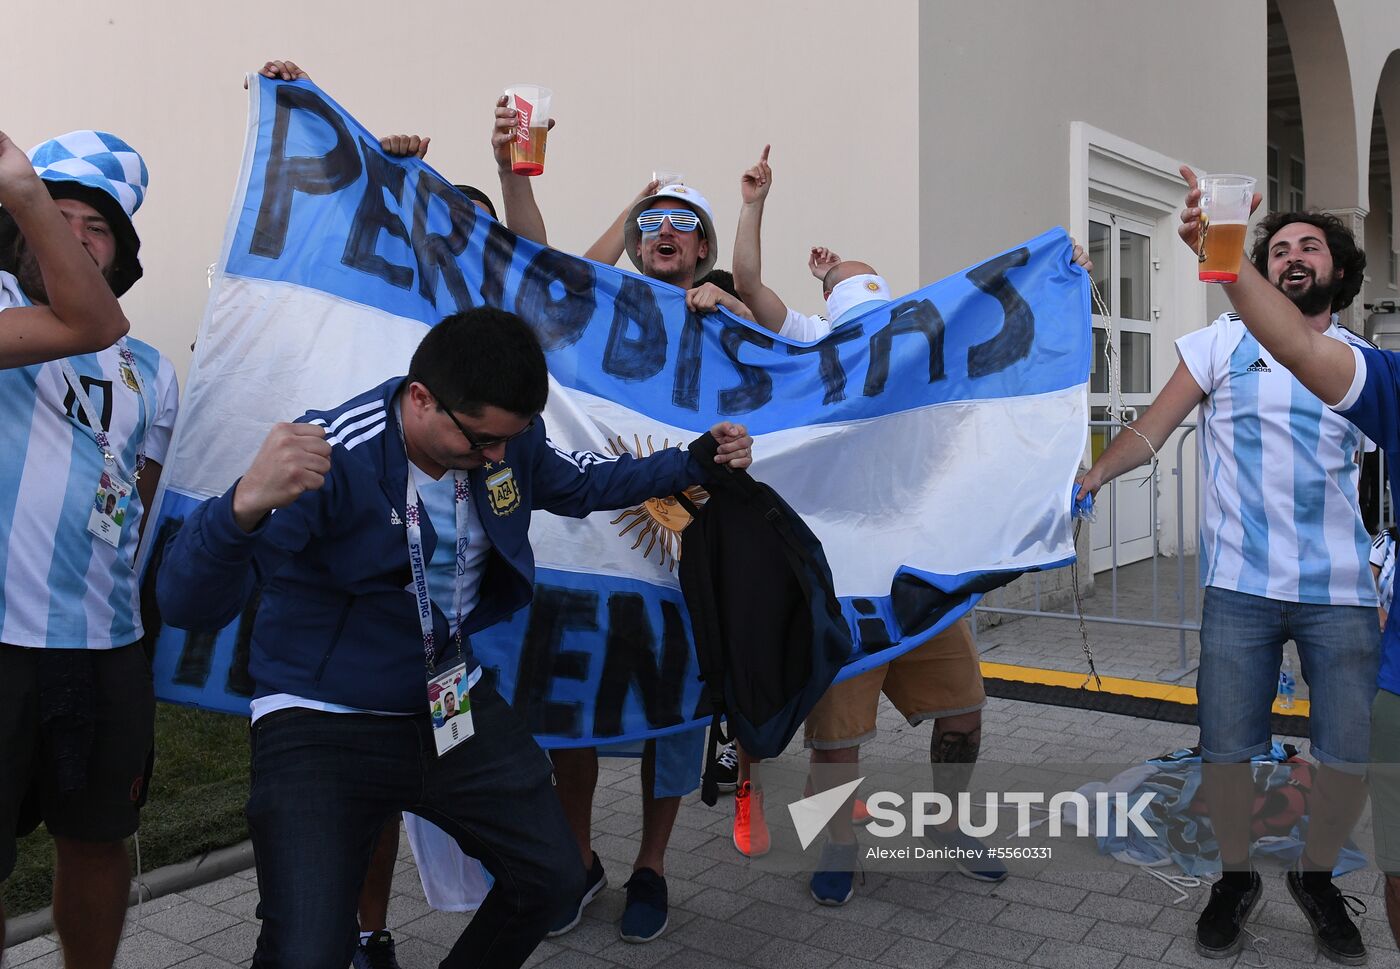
[925,827,1008,883]
[547,852,607,937]
[809,840,859,906]
[619,867,669,943]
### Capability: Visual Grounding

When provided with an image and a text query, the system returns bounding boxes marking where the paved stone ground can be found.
[5,555,1385,968]
[975,554,1313,702]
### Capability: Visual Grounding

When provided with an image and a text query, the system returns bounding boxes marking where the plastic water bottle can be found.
[1277,657,1296,710]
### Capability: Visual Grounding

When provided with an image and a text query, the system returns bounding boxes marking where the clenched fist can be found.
[232,423,333,531]
[709,422,754,470]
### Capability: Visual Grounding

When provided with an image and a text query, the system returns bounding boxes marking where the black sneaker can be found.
[1286,866,1368,965]
[713,742,739,793]
[1195,871,1262,959]
[351,930,402,969]
[547,852,607,937]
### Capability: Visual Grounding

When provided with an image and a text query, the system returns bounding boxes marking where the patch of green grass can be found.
[3,704,250,916]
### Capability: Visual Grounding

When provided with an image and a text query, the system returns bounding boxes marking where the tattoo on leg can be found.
[931,729,981,765]
[930,729,981,798]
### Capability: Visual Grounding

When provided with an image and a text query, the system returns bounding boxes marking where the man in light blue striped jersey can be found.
[1081,183,1380,963]
[0,130,179,968]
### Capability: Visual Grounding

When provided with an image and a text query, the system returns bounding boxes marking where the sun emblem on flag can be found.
[607,434,707,572]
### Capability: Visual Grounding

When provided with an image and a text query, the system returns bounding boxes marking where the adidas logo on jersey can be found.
[390,508,403,525]
[1246,358,1272,373]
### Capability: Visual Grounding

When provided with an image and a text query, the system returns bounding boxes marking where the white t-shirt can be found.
[779,307,833,343]
[1177,312,1376,606]
[0,271,180,648]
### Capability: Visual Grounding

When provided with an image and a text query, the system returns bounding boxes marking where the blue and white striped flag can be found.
[143,77,1091,747]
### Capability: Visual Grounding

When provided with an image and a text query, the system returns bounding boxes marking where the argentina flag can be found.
[142,76,1091,748]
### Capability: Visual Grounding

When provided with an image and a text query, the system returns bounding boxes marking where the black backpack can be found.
[678,436,853,806]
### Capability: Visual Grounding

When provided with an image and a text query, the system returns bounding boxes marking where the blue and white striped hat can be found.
[26,130,148,295]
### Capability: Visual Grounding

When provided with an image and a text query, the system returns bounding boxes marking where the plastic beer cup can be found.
[1197,174,1256,283]
[504,84,552,176]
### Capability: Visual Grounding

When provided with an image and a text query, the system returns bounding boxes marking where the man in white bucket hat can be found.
[0,129,179,967]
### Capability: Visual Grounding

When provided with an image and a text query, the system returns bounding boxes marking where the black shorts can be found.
[0,642,155,881]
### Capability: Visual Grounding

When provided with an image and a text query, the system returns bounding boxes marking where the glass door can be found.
[1088,209,1158,570]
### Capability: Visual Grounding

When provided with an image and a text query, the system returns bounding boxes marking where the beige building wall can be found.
[918,0,1265,288]
[11,0,1400,575]
[4,0,920,377]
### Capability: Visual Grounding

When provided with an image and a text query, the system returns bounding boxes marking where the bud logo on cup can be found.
[514,97,534,144]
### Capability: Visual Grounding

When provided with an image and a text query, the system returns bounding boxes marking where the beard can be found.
[15,246,50,305]
[13,241,116,305]
[1276,267,1341,317]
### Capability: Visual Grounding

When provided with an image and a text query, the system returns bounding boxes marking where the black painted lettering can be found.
[863,299,945,397]
[173,629,217,688]
[478,220,516,310]
[411,174,478,311]
[603,276,667,380]
[515,586,598,737]
[672,311,703,410]
[966,247,1034,378]
[718,322,774,414]
[593,595,688,736]
[226,589,259,697]
[251,86,362,259]
[786,325,866,404]
[341,139,414,289]
[516,248,597,350]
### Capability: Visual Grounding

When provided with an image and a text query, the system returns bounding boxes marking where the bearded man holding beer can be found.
[1079,170,1378,964]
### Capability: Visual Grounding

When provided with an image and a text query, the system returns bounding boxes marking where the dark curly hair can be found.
[1249,211,1365,312]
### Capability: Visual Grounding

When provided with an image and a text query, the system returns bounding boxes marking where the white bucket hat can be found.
[624,183,718,280]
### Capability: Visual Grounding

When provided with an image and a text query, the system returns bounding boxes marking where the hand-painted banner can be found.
[142,77,1090,746]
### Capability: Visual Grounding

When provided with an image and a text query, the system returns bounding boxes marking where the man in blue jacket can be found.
[156,307,752,969]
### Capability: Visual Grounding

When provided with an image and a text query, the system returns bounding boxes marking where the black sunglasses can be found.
[424,384,534,452]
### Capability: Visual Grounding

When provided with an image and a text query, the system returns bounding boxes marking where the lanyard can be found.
[58,340,151,483]
[400,417,471,676]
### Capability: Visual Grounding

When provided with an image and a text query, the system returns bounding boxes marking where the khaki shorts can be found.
[804,619,985,749]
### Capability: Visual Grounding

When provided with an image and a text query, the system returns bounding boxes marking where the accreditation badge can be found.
[428,661,475,756]
[88,468,132,548]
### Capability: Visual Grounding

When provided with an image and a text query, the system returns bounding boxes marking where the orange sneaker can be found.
[733,780,770,857]
[852,798,872,826]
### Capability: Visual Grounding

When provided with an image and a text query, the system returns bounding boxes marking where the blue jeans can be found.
[1198,586,1380,766]
[246,682,583,969]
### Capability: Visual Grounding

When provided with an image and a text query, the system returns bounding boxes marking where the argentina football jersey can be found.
[0,271,179,648]
[1178,313,1375,606]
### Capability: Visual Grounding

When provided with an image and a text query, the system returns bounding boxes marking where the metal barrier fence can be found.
[973,420,1202,677]
[972,418,1394,679]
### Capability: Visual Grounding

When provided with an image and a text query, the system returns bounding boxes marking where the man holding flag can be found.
[156,307,752,969]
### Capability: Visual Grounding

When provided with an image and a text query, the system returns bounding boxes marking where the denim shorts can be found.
[1197,586,1379,766]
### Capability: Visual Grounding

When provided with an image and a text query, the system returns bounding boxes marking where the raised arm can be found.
[584,179,659,265]
[491,96,550,245]
[1177,165,1354,405]
[731,145,791,333]
[1076,360,1205,499]
[0,129,129,366]
[157,422,333,629]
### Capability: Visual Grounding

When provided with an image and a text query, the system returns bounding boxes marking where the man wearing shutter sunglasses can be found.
[620,183,719,290]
